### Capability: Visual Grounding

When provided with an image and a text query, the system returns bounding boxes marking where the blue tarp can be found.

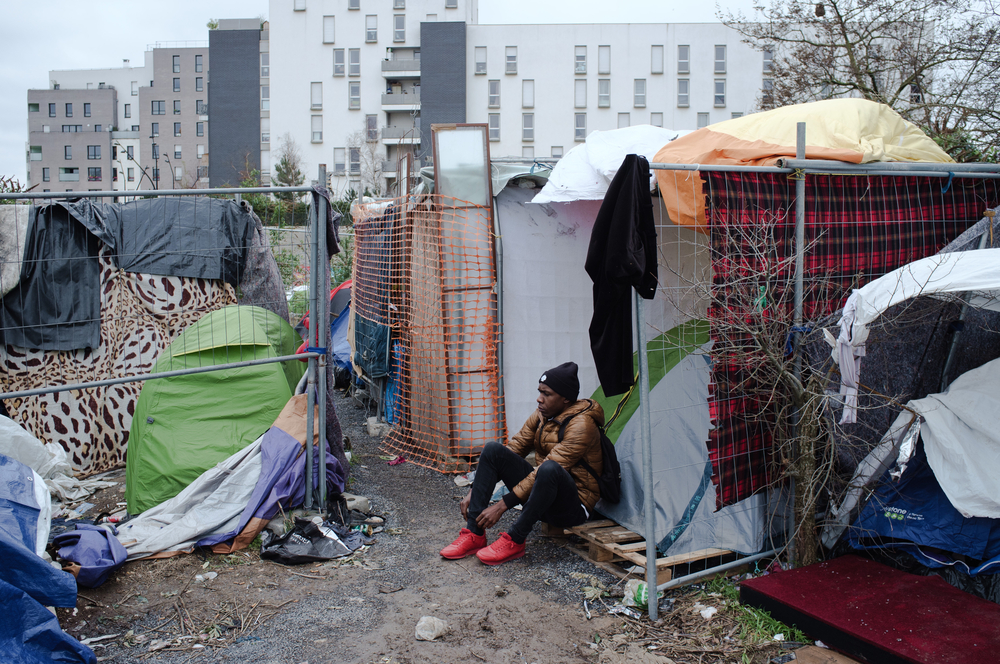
[0,578,96,664]
[53,524,128,588]
[331,301,353,374]
[849,443,1000,575]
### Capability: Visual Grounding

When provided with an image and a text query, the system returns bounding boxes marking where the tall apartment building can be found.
[269,0,773,197]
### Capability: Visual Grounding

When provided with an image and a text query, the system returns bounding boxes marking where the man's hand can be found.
[460,490,472,520]
[475,500,508,530]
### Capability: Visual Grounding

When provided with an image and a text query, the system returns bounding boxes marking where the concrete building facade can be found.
[268,0,772,197]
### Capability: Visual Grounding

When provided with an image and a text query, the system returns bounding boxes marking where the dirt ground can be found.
[58,390,796,664]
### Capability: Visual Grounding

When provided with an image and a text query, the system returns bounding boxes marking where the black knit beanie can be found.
[539,362,580,402]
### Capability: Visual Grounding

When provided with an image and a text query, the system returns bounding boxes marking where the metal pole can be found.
[636,290,658,620]
[788,122,807,566]
[657,549,779,592]
[317,165,329,509]
[305,184,319,511]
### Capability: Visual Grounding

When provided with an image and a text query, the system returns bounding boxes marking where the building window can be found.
[128,167,135,182]
[65,103,73,117]
[574,79,587,108]
[198,166,209,180]
[349,48,361,76]
[488,113,500,141]
[131,124,139,131]
[113,167,118,182]
[445,0,457,7]
[575,45,586,74]
[522,113,534,141]
[152,144,159,160]
[366,114,378,141]
[715,45,727,74]
[762,78,775,107]
[196,77,204,92]
[124,103,131,118]
[64,145,72,160]
[28,102,39,113]
[333,147,346,173]
[598,45,610,74]
[62,125,82,132]
[522,79,534,108]
[152,100,165,115]
[488,80,500,108]
[95,124,103,132]
[311,115,323,142]
[426,13,437,20]
[394,14,405,42]
[677,79,689,107]
[172,55,180,73]
[196,122,204,137]
[650,112,663,127]
[258,85,267,110]
[195,55,203,73]
[634,79,646,107]
[349,81,361,109]
[365,15,377,42]
[311,82,323,109]
[505,46,517,74]
[173,122,181,136]
[651,45,664,74]
[172,145,181,159]
[294,0,306,9]
[763,46,774,73]
[87,145,101,159]
[174,100,181,114]
[731,112,744,119]
[522,146,534,159]
[323,15,335,43]
[714,79,726,107]
[334,49,345,76]
[49,103,56,117]
[697,112,709,128]
[30,146,42,161]
[42,167,50,181]
[173,78,180,92]
[131,81,139,96]
[347,0,359,7]
[84,103,91,117]
[678,45,690,74]
[574,113,587,141]
[475,47,486,74]
[261,53,269,77]
[394,0,405,7]
[617,112,630,128]
[349,147,360,173]
[197,99,206,114]
[127,145,134,159]
[596,79,609,107]
[59,167,79,182]
[197,144,205,158]
[88,167,102,182]
[174,166,182,181]
[551,145,563,158]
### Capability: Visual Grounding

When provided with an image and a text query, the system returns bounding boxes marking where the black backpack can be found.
[556,415,622,504]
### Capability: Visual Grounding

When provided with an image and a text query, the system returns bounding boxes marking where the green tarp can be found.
[126,306,305,514]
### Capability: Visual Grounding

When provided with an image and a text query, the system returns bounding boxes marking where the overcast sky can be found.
[0,0,756,183]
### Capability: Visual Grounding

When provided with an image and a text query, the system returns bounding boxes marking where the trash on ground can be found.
[414,616,448,641]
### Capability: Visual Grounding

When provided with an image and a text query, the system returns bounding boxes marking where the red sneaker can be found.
[440,528,487,560]
[475,532,526,566]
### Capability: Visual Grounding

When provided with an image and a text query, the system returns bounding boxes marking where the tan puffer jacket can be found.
[507,399,605,510]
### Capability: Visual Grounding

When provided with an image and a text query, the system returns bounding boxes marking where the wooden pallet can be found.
[557,519,734,584]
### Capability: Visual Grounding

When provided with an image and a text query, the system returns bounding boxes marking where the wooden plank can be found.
[794,646,862,664]
[569,519,616,533]
[564,545,630,580]
[540,523,567,538]
[591,529,644,544]
[609,546,733,569]
[588,542,615,562]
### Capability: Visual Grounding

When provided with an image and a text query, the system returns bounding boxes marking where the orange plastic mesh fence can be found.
[352,194,505,473]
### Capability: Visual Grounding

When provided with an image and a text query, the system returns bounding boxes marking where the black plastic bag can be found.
[260,518,351,565]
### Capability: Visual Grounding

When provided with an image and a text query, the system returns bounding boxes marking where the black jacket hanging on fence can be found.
[585,154,658,397]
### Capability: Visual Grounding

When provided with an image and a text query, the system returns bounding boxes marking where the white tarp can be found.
[0,416,116,503]
[530,126,686,204]
[829,248,1000,423]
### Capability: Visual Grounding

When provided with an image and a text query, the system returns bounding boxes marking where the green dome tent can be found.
[126,306,305,514]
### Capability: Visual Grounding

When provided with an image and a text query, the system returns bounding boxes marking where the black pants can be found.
[466,442,588,544]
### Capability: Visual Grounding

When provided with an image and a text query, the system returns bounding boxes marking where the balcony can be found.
[381,91,420,111]
[381,125,421,145]
[382,160,397,177]
[381,59,420,79]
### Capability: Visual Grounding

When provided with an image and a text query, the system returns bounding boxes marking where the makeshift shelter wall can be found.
[496,187,764,556]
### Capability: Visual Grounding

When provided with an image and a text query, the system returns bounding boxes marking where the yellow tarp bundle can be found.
[653,99,954,230]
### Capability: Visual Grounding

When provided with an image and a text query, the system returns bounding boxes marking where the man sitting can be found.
[441,362,605,565]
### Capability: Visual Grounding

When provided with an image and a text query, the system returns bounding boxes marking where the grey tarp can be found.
[1,197,255,351]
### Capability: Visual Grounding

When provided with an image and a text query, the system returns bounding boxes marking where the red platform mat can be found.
[740,555,999,663]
